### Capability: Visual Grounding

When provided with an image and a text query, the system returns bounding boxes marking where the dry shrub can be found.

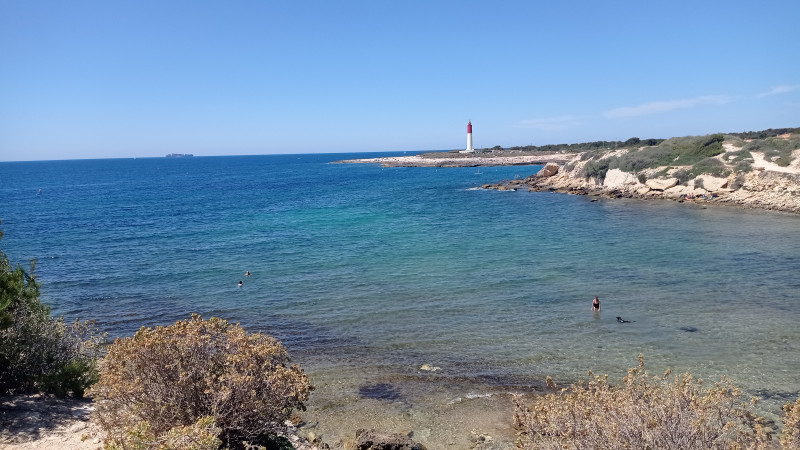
[103,416,222,450]
[782,398,800,449]
[513,355,777,449]
[90,314,312,449]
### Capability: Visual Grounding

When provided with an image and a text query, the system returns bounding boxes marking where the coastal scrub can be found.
[513,355,778,449]
[90,314,312,449]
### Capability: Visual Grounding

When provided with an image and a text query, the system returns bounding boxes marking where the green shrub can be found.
[730,174,748,190]
[686,157,730,179]
[580,159,610,181]
[601,134,729,176]
[90,314,313,449]
[744,136,800,168]
[0,223,105,397]
[637,173,646,184]
[513,355,776,449]
[673,169,689,185]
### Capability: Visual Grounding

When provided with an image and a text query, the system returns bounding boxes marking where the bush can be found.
[581,158,610,181]
[730,174,748,190]
[0,224,105,397]
[90,314,313,449]
[782,398,800,449]
[513,356,776,449]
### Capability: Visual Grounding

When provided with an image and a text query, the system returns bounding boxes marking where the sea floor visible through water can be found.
[1,154,799,447]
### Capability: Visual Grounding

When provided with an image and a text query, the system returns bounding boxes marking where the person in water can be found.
[245,270,251,277]
[591,296,601,311]
[238,280,243,287]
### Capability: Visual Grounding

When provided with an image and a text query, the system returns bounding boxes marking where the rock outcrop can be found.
[482,154,800,214]
[645,178,678,191]
[537,162,560,177]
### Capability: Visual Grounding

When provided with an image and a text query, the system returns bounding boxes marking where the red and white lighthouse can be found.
[465,120,474,153]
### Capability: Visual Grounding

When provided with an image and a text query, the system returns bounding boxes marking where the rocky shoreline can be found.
[339,147,800,215]
[481,155,800,215]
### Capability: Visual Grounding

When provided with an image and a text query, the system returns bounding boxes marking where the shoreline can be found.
[333,152,573,168]
[337,152,800,215]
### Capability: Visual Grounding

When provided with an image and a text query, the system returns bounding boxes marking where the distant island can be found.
[165,153,194,157]
[337,127,800,214]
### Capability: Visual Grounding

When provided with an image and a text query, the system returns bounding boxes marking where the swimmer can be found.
[238,280,243,287]
[591,296,600,311]
[245,270,251,277]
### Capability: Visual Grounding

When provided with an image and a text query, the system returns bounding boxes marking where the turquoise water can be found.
[1,153,799,425]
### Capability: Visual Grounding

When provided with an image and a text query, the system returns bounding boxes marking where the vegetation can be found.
[512,356,800,449]
[781,398,800,449]
[504,137,664,154]
[90,314,313,449]
[0,223,105,398]
[728,127,799,140]
[744,134,800,167]
[581,158,610,182]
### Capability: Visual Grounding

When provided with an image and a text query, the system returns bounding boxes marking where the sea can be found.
[1,153,799,445]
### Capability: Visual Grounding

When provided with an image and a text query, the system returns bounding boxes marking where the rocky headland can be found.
[340,131,800,214]
[481,146,800,214]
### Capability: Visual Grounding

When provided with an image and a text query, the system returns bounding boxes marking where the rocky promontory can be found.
[340,131,800,214]
[482,145,800,214]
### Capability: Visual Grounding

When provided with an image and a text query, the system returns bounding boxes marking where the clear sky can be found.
[1,0,798,161]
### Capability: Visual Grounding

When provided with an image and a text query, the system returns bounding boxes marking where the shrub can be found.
[580,158,610,181]
[782,398,800,449]
[104,416,223,450]
[0,224,105,397]
[686,157,730,179]
[730,173,748,190]
[513,355,775,449]
[90,314,313,449]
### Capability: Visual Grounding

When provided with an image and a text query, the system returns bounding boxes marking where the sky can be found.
[1,0,798,161]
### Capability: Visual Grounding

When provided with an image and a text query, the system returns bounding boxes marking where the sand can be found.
[0,395,102,450]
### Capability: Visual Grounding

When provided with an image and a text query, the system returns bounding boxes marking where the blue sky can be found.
[1,0,798,161]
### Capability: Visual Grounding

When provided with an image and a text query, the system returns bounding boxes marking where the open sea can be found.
[2,153,799,446]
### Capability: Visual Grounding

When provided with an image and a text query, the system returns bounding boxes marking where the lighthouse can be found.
[462,120,475,153]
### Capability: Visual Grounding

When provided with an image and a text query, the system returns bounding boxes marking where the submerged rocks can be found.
[356,428,428,450]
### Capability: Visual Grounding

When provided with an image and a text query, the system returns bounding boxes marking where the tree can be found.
[0,220,104,397]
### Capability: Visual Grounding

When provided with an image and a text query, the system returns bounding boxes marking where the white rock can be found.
[664,185,689,198]
[696,175,728,191]
[537,162,560,177]
[603,169,639,189]
[645,178,678,190]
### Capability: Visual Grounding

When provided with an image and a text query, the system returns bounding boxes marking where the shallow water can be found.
[2,154,799,445]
